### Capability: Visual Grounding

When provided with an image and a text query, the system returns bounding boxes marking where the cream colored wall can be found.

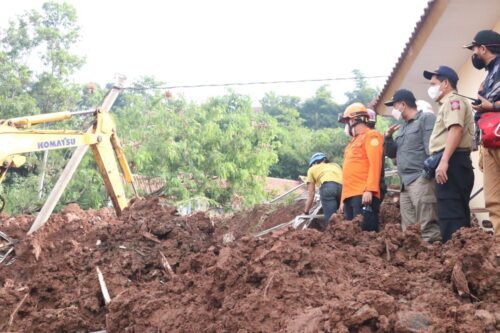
[456,20,500,222]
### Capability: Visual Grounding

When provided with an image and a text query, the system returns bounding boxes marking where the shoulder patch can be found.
[450,100,461,111]
[370,138,380,147]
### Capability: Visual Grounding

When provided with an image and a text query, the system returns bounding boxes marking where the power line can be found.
[125,75,388,90]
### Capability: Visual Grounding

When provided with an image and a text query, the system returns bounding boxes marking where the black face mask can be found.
[472,54,486,70]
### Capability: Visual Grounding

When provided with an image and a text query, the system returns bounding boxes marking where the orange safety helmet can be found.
[338,102,369,123]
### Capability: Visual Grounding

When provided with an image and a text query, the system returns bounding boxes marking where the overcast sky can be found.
[1,0,430,104]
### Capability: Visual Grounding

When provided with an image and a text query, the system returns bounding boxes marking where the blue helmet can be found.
[308,152,327,167]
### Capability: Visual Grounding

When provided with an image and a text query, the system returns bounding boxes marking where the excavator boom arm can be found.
[0,77,137,235]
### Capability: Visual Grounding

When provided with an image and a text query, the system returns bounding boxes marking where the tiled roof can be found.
[373,0,437,109]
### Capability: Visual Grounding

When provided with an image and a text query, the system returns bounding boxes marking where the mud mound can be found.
[379,200,401,227]
[0,198,216,332]
[0,198,499,332]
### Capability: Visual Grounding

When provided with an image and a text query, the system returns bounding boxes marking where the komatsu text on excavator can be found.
[0,77,137,235]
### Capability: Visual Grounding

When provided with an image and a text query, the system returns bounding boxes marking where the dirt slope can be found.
[0,198,498,332]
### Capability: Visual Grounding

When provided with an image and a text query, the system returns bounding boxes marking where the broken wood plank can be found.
[141,231,161,243]
[0,246,14,264]
[96,266,111,305]
[8,293,28,328]
[159,251,175,277]
[384,239,391,261]
[0,230,15,244]
[262,272,276,299]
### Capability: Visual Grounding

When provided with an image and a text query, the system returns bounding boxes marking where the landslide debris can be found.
[0,198,498,332]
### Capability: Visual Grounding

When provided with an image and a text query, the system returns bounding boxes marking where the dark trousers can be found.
[436,151,474,242]
[319,182,342,228]
[344,195,381,232]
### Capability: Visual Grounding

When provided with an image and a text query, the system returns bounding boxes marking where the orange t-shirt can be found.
[341,128,383,203]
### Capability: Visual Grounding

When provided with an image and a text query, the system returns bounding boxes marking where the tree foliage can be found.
[0,1,85,213]
[0,2,384,214]
[344,69,380,106]
[262,74,379,179]
[299,86,343,130]
[260,92,302,127]
[113,85,279,208]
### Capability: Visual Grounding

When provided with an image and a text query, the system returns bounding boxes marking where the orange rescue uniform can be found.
[341,127,384,203]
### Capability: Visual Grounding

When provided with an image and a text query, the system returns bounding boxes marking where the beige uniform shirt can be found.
[429,91,474,154]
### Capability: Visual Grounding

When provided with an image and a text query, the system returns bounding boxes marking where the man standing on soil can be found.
[463,30,500,237]
[383,89,441,243]
[338,103,384,232]
[423,66,475,242]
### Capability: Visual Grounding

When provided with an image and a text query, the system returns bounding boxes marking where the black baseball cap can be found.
[384,89,416,106]
[463,30,500,50]
[423,66,459,86]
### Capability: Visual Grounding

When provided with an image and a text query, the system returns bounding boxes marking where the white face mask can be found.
[344,124,352,137]
[427,85,441,101]
[391,108,402,120]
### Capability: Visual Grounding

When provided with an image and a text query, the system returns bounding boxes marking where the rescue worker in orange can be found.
[338,103,384,232]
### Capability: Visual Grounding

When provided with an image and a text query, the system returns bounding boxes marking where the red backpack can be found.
[478,112,500,148]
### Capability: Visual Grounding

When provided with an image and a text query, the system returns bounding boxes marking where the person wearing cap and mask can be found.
[383,89,441,242]
[338,103,384,232]
[304,153,343,230]
[464,30,500,237]
[423,66,475,242]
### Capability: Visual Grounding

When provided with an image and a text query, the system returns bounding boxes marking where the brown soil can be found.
[0,197,499,332]
[218,200,304,239]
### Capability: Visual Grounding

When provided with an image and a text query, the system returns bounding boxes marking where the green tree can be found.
[0,2,83,119]
[344,69,379,106]
[268,126,349,179]
[0,1,86,213]
[114,88,279,208]
[299,86,343,130]
[263,71,381,180]
[0,14,38,120]
[261,92,302,127]
[0,2,388,215]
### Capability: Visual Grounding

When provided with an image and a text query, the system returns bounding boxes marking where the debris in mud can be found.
[0,197,498,332]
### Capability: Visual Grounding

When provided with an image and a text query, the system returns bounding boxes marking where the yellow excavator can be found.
[0,77,137,235]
